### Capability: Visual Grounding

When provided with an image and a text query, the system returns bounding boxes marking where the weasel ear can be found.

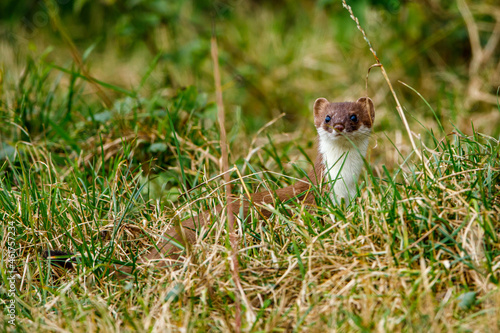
[357,97,375,122]
[313,98,329,117]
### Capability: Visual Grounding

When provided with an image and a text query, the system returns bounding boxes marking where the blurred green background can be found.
[0,0,499,197]
[1,0,498,129]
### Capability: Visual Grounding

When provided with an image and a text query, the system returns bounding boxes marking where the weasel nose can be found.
[333,124,345,132]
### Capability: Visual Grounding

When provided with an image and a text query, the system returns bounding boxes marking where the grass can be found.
[1,1,500,332]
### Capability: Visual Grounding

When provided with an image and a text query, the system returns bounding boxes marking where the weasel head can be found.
[313,97,375,144]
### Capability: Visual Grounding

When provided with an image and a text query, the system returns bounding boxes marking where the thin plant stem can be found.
[211,33,242,331]
[341,0,435,179]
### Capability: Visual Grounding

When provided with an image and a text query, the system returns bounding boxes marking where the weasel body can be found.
[44,97,374,275]
[314,98,374,203]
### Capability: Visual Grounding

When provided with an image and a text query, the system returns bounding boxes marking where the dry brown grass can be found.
[1,1,499,332]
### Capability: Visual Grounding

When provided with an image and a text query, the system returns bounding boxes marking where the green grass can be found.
[1,55,499,331]
[1,1,500,332]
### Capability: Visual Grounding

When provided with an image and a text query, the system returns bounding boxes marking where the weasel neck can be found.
[317,128,370,204]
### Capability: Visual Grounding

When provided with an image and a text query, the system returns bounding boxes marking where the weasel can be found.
[44,97,374,276]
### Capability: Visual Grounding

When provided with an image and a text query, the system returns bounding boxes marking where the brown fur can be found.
[314,97,374,133]
[117,157,325,274]
[46,97,374,277]
[119,97,373,275]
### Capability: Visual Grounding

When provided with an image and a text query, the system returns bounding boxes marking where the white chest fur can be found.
[317,126,370,204]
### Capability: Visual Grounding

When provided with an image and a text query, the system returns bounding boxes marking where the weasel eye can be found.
[350,115,358,122]
[325,115,331,123]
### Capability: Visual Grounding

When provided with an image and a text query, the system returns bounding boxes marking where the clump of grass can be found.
[1,52,499,331]
[1,3,500,332]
